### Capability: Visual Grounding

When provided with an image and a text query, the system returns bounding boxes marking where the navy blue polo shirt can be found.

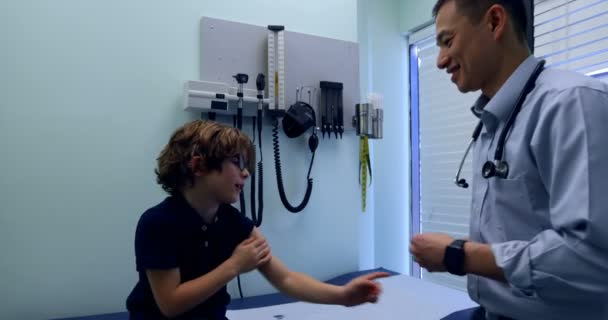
[126,195,254,320]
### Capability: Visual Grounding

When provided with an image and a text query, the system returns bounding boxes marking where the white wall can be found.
[0,1,364,319]
[357,0,377,271]
[358,0,411,275]
[400,1,435,33]
[362,0,438,275]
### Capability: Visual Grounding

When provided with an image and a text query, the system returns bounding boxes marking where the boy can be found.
[126,120,389,319]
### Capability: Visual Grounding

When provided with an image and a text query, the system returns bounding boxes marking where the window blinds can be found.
[534,0,608,75]
[410,24,479,291]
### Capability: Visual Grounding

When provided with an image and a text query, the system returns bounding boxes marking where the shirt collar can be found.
[472,56,541,133]
[471,95,489,118]
[170,194,221,227]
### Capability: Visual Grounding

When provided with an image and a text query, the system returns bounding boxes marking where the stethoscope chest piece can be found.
[482,160,509,179]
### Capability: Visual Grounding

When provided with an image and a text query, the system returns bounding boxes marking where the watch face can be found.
[447,246,462,261]
[444,242,466,276]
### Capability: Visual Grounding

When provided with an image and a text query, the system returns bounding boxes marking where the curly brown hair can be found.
[155,120,254,195]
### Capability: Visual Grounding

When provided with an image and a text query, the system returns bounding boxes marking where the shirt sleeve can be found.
[491,86,608,302]
[227,205,255,243]
[134,210,179,271]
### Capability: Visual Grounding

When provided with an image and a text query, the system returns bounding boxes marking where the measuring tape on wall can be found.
[267,25,286,110]
[359,135,372,212]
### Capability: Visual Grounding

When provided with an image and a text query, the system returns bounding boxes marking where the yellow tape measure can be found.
[359,136,372,212]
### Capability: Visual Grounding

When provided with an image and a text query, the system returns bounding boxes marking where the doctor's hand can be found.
[339,272,391,307]
[410,233,454,272]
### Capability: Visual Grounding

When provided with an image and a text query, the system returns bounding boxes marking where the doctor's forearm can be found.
[464,242,507,282]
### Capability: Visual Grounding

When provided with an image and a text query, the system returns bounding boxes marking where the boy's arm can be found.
[147,236,270,318]
[253,228,388,306]
[258,252,345,304]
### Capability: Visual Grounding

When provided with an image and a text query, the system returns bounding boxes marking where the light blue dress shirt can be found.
[468,56,608,320]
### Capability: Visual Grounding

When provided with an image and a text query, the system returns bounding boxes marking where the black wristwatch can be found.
[443,239,468,276]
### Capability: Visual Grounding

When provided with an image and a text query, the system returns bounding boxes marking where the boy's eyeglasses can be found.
[227,154,247,172]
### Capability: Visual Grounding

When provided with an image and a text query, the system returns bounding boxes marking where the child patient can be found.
[126,120,389,319]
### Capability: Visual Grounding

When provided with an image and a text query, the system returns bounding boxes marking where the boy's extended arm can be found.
[258,254,346,304]
[253,228,388,306]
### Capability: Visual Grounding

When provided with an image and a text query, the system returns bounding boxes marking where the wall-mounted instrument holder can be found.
[353,103,383,139]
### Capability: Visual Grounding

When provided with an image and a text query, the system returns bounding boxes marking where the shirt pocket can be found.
[483,177,537,242]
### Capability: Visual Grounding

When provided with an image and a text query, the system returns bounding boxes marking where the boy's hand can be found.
[230,237,272,274]
[339,272,390,307]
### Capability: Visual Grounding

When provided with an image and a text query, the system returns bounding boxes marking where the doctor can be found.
[410,0,608,319]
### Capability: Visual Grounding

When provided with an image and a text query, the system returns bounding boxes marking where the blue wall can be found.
[0,0,430,318]
[0,1,362,319]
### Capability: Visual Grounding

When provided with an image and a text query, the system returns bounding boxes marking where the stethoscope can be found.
[455,60,545,189]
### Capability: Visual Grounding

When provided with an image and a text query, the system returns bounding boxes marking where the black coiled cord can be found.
[237,276,243,299]
[250,116,264,227]
[239,192,246,217]
[272,120,314,213]
[250,147,264,227]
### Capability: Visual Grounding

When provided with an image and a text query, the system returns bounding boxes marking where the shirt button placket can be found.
[202,225,209,248]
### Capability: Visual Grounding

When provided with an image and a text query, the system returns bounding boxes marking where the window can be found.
[596,72,608,82]
[409,24,479,291]
[535,0,608,75]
